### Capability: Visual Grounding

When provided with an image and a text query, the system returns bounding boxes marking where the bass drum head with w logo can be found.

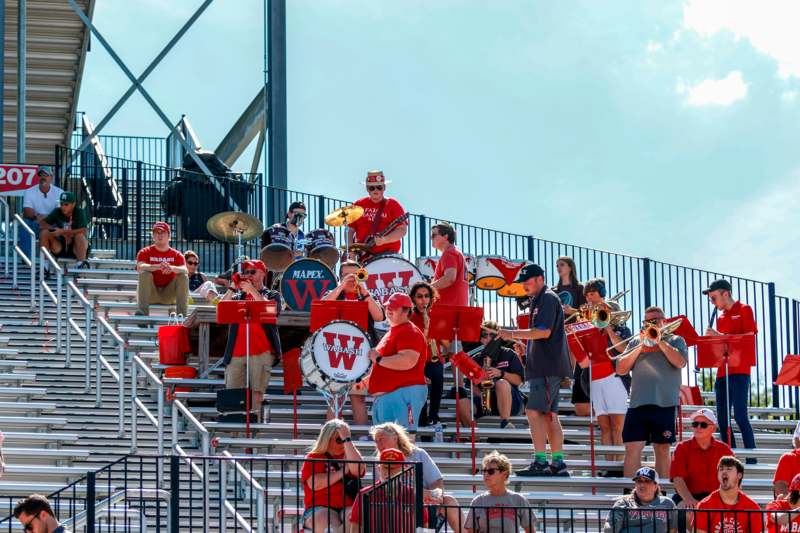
[280,258,337,312]
[300,320,372,395]
[363,254,424,305]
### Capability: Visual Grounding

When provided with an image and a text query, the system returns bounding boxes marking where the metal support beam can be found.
[16,0,26,163]
[268,0,287,190]
[215,86,267,168]
[0,0,5,163]
[66,0,240,210]
[250,129,265,177]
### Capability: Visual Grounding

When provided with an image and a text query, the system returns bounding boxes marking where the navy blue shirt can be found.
[525,286,572,379]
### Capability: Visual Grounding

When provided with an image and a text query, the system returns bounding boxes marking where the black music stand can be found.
[695,334,756,446]
[217,300,278,437]
[310,300,369,332]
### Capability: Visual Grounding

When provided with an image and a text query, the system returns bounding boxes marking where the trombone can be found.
[606,317,683,356]
[568,303,631,329]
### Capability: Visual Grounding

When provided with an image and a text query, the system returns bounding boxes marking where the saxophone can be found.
[423,308,440,363]
[480,356,493,412]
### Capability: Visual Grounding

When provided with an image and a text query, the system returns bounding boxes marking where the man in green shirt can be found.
[40,191,90,269]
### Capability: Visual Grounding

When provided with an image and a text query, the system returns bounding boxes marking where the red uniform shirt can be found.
[766,499,800,533]
[231,292,274,357]
[300,452,353,511]
[368,321,427,395]
[348,197,406,256]
[670,437,734,495]
[696,490,764,533]
[716,301,758,377]
[774,450,800,487]
[433,245,468,306]
[136,245,185,287]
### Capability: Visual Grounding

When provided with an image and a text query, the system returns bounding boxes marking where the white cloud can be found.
[781,90,798,103]
[646,41,664,54]
[683,0,800,80]
[676,71,748,106]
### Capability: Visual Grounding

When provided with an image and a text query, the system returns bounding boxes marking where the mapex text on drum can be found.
[287,270,328,279]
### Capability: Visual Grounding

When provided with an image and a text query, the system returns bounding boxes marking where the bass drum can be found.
[300,320,372,395]
[363,254,424,305]
[280,258,337,312]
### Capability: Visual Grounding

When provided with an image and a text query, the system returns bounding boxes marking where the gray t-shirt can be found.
[604,493,677,533]
[465,490,535,532]
[627,334,688,409]
[408,447,442,489]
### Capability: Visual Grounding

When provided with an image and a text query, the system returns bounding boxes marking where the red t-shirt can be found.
[670,437,734,495]
[349,482,425,531]
[774,450,800,487]
[301,452,353,512]
[348,197,406,255]
[433,245,468,306]
[136,245,185,287]
[231,293,274,357]
[696,490,764,533]
[368,321,427,395]
[716,301,758,377]
[766,499,800,533]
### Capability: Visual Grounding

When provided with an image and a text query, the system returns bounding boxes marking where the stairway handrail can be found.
[38,248,64,353]
[12,214,36,306]
[95,316,126,437]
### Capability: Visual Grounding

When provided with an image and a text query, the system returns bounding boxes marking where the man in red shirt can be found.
[773,438,800,497]
[767,473,800,533]
[368,292,427,433]
[135,222,189,316]
[671,409,734,509]
[695,456,763,533]
[703,279,758,456]
[220,260,281,419]
[429,222,468,307]
[347,170,407,258]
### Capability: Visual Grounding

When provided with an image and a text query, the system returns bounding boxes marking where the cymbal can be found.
[340,243,370,253]
[324,205,364,227]
[206,211,263,243]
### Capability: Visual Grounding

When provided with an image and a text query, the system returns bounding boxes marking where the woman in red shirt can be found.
[409,281,443,426]
[301,419,365,532]
[767,473,800,533]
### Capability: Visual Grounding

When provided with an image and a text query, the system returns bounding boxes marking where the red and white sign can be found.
[0,165,38,196]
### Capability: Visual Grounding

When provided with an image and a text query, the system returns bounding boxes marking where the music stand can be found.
[666,315,699,347]
[217,300,278,438]
[775,355,800,386]
[310,300,369,332]
[695,334,756,445]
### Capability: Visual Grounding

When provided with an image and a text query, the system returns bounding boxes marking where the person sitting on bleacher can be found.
[20,166,62,261]
[14,494,70,533]
[39,191,90,271]
[695,456,763,533]
[773,423,800,498]
[465,450,534,533]
[767,472,800,533]
[604,467,677,533]
[135,222,188,316]
[183,250,208,291]
[370,422,463,532]
[301,419,365,533]
[220,260,281,419]
[670,408,733,510]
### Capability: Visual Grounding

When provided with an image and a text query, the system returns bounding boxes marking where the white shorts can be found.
[590,374,628,416]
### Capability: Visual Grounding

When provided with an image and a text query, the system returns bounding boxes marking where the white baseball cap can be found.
[690,408,718,425]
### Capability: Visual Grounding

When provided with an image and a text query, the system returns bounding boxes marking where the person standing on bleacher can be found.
[498,263,572,477]
[135,222,189,317]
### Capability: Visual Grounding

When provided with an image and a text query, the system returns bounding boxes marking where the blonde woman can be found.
[301,419,366,533]
[371,422,463,532]
[466,451,535,533]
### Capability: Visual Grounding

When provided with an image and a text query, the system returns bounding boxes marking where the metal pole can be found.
[17,0,26,163]
[66,287,72,367]
[38,249,43,322]
[768,282,780,407]
[0,0,4,164]
[118,344,125,436]
[56,271,63,352]
[169,455,180,533]
[12,223,17,288]
[95,325,102,406]
[268,0,287,191]
[84,306,92,393]
[131,359,138,453]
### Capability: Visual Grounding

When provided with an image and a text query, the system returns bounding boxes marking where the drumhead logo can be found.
[322,332,365,371]
[365,271,415,300]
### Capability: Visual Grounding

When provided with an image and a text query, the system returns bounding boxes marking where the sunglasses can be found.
[414,293,431,299]
[642,318,662,326]
[480,332,495,339]
[243,269,259,275]
[22,515,38,532]
[335,437,346,444]
[367,185,385,192]
[691,421,710,429]
[481,467,504,475]
[187,261,199,266]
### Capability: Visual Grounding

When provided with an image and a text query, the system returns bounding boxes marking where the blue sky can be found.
[78,0,800,298]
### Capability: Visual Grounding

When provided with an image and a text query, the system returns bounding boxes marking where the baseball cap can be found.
[364,170,391,185]
[632,467,659,483]
[378,448,405,463]
[152,221,171,234]
[515,263,545,283]
[288,201,306,212]
[703,279,732,295]
[690,408,718,426]
[385,292,413,309]
[242,260,266,272]
[790,473,800,492]
[59,191,76,204]
[37,166,53,177]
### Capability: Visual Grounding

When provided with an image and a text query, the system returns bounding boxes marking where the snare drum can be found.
[280,258,337,312]
[415,256,439,280]
[363,254,424,305]
[305,229,340,269]
[260,225,295,272]
[300,320,372,395]
[497,261,531,298]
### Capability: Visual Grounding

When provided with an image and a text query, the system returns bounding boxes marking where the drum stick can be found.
[480,325,527,348]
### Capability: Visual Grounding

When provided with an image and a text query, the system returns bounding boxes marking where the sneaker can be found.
[500,420,515,429]
[548,460,570,477]
[74,260,90,269]
[517,460,551,477]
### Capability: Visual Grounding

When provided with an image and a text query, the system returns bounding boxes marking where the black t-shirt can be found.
[554,282,586,310]
[188,272,205,291]
[467,342,524,391]
[525,286,572,379]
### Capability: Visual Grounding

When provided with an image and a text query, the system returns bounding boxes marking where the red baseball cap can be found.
[378,448,405,463]
[364,170,391,185]
[385,292,412,309]
[242,260,266,272]
[152,221,171,234]
[790,473,800,492]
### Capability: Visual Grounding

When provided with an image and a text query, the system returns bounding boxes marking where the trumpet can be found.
[607,317,683,355]
[480,356,493,412]
[355,268,369,282]
[429,339,441,363]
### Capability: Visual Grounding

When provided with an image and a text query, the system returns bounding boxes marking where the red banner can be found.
[0,165,39,196]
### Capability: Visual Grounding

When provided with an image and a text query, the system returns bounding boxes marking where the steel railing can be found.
[12,213,36,305]
[171,398,210,457]
[38,247,64,352]
[130,355,164,457]
[95,316,127,436]
[65,280,94,390]
[220,451,265,533]
[0,196,9,275]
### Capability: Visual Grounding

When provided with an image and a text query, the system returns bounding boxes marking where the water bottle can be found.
[434,422,444,443]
